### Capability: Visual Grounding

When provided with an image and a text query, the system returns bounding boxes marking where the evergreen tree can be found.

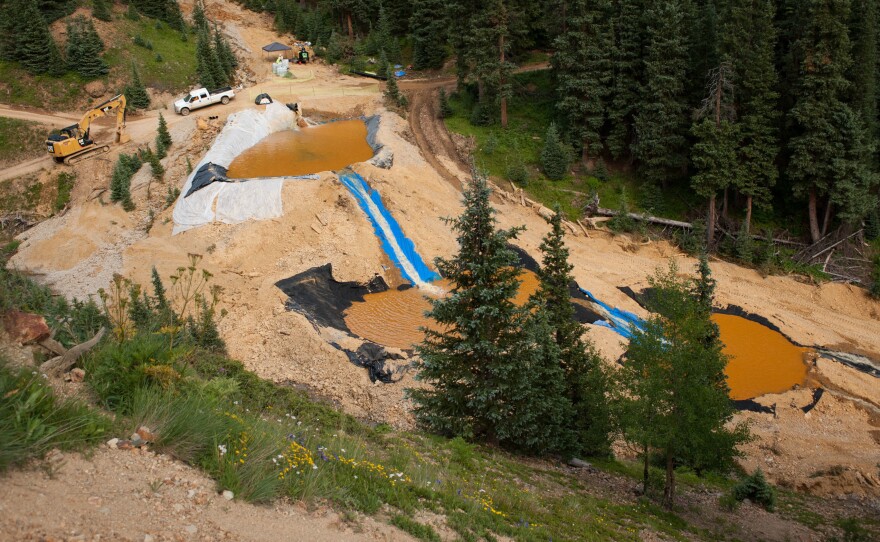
[384,65,406,106]
[848,0,878,143]
[124,62,151,110]
[411,173,569,452]
[536,208,612,456]
[787,0,877,242]
[632,0,688,187]
[722,0,779,234]
[373,2,400,62]
[690,62,739,248]
[552,0,613,163]
[156,112,172,153]
[464,0,514,127]
[110,152,139,211]
[92,0,112,21]
[606,0,646,159]
[438,87,452,118]
[195,29,224,88]
[192,0,208,33]
[410,0,447,70]
[66,16,108,78]
[617,262,748,508]
[213,25,233,79]
[541,122,570,180]
[9,0,65,75]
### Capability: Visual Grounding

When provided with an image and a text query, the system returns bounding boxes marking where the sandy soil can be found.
[5,0,880,504]
[0,445,414,542]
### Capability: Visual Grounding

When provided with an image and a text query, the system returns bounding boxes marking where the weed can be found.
[391,514,441,542]
[733,469,776,511]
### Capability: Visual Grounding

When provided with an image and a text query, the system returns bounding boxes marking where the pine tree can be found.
[722,0,779,234]
[437,87,452,118]
[464,0,514,127]
[787,0,877,242]
[632,0,688,187]
[110,152,139,211]
[384,65,406,107]
[552,0,613,163]
[536,208,612,456]
[124,62,151,110]
[92,0,112,21]
[192,0,208,33]
[374,2,400,63]
[848,0,878,142]
[13,0,65,75]
[617,262,748,508]
[156,112,172,152]
[411,173,567,450]
[66,16,108,78]
[410,0,447,70]
[195,29,221,88]
[541,123,570,180]
[606,0,646,159]
[690,62,740,248]
[212,25,232,79]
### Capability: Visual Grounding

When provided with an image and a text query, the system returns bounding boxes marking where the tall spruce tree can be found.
[632,0,688,187]
[722,0,779,234]
[617,261,748,508]
[411,174,569,451]
[848,0,878,143]
[552,0,613,163]
[124,62,151,110]
[464,0,514,127]
[535,208,612,456]
[213,24,235,80]
[541,122,570,180]
[607,0,646,159]
[410,0,447,70]
[690,63,739,248]
[787,0,877,242]
[10,0,65,75]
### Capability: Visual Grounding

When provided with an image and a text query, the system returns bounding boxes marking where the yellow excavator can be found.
[46,94,131,165]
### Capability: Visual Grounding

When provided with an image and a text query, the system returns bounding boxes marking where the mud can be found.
[714,313,809,401]
[226,120,374,178]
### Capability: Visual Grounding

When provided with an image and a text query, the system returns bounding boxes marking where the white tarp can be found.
[172,103,297,234]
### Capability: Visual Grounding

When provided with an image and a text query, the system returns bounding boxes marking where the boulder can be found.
[84,80,106,98]
[3,310,50,345]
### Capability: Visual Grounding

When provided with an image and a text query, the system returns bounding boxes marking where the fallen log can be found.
[40,327,106,376]
[591,208,693,229]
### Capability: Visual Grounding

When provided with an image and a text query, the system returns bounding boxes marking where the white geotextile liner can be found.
[172,103,297,234]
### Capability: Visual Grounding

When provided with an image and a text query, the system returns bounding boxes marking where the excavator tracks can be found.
[63,144,111,165]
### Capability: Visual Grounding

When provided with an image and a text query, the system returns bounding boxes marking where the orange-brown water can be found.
[713,314,808,400]
[343,270,540,350]
[225,120,374,179]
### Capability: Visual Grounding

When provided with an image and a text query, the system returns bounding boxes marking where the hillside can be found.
[1,0,879,540]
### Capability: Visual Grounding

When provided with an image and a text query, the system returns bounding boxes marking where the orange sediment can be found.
[225,120,374,179]
[713,313,809,400]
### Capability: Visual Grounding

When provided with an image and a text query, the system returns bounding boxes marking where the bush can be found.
[110,152,141,211]
[92,0,111,21]
[734,222,755,264]
[438,88,452,119]
[507,159,529,186]
[865,209,880,240]
[483,133,498,155]
[0,360,109,472]
[469,102,491,126]
[593,158,609,182]
[638,181,663,215]
[126,4,140,20]
[54,171,75,212]
[733,469,776,511]
[607,188,638,233]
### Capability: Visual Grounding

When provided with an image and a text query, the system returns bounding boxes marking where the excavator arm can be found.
[78,94,128,143]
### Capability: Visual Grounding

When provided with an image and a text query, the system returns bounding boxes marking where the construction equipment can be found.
[46,94,131,165]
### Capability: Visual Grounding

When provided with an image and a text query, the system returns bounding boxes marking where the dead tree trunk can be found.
[744,194,753,235]
[808,188,821,244]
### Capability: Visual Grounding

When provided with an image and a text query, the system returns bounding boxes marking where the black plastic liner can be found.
[275,263,387,331]
[344,342,406,383]
[186,163,229,197]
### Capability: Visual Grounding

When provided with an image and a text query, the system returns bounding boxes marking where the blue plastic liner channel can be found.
[339,172,440,286]
[578,288,646,339]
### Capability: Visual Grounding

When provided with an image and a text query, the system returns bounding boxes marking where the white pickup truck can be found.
[174,87,235,116]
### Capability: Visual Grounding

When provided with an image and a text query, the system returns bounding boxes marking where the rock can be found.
[144,535,155,542]
[68,368,85,382]
[568,458,593,469]
[3,310,50,345]
[130,433,145,447]
[136,425,157,443]
[184,525,197,535]
[116,439,134,450]
[222,490,234,500]
[106,438,119,449]
[369,148,394,169]
[84,80,106,98]
[197,118,209,131]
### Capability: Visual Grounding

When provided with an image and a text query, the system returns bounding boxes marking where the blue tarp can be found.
[578,288,646,339]
[339,171,440,286]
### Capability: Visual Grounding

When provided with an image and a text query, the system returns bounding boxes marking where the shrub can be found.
[92,0,111,21]
[638,181,663,214]
[735,222,755,264]
[469,102,491,126]
[507,159,529,186]
[733,469,776,511]
[865,209,880,240]
[593,158,609,182]
[483,133,498,155]
[0,360,109,472]
[126,4,140,20]
[438,88,452,119]
[110,152,141,211]
[607,188,638,233]
[54,171,75,212]
[384,66,407,108]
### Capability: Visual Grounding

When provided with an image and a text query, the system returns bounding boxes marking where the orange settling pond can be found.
[713,314,808,400]
[344,271,540,350]
[225,120,374,179]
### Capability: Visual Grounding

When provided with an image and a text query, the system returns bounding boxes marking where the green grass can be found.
[390,515,442,542]
[0,118,50,166]
[0,175,43,214]
[0,14,197,110]
[54,171,75,212]
[0,359,110,472]
[102,17,197,94]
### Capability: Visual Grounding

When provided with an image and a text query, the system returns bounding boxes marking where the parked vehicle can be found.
[174,87,235,116]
